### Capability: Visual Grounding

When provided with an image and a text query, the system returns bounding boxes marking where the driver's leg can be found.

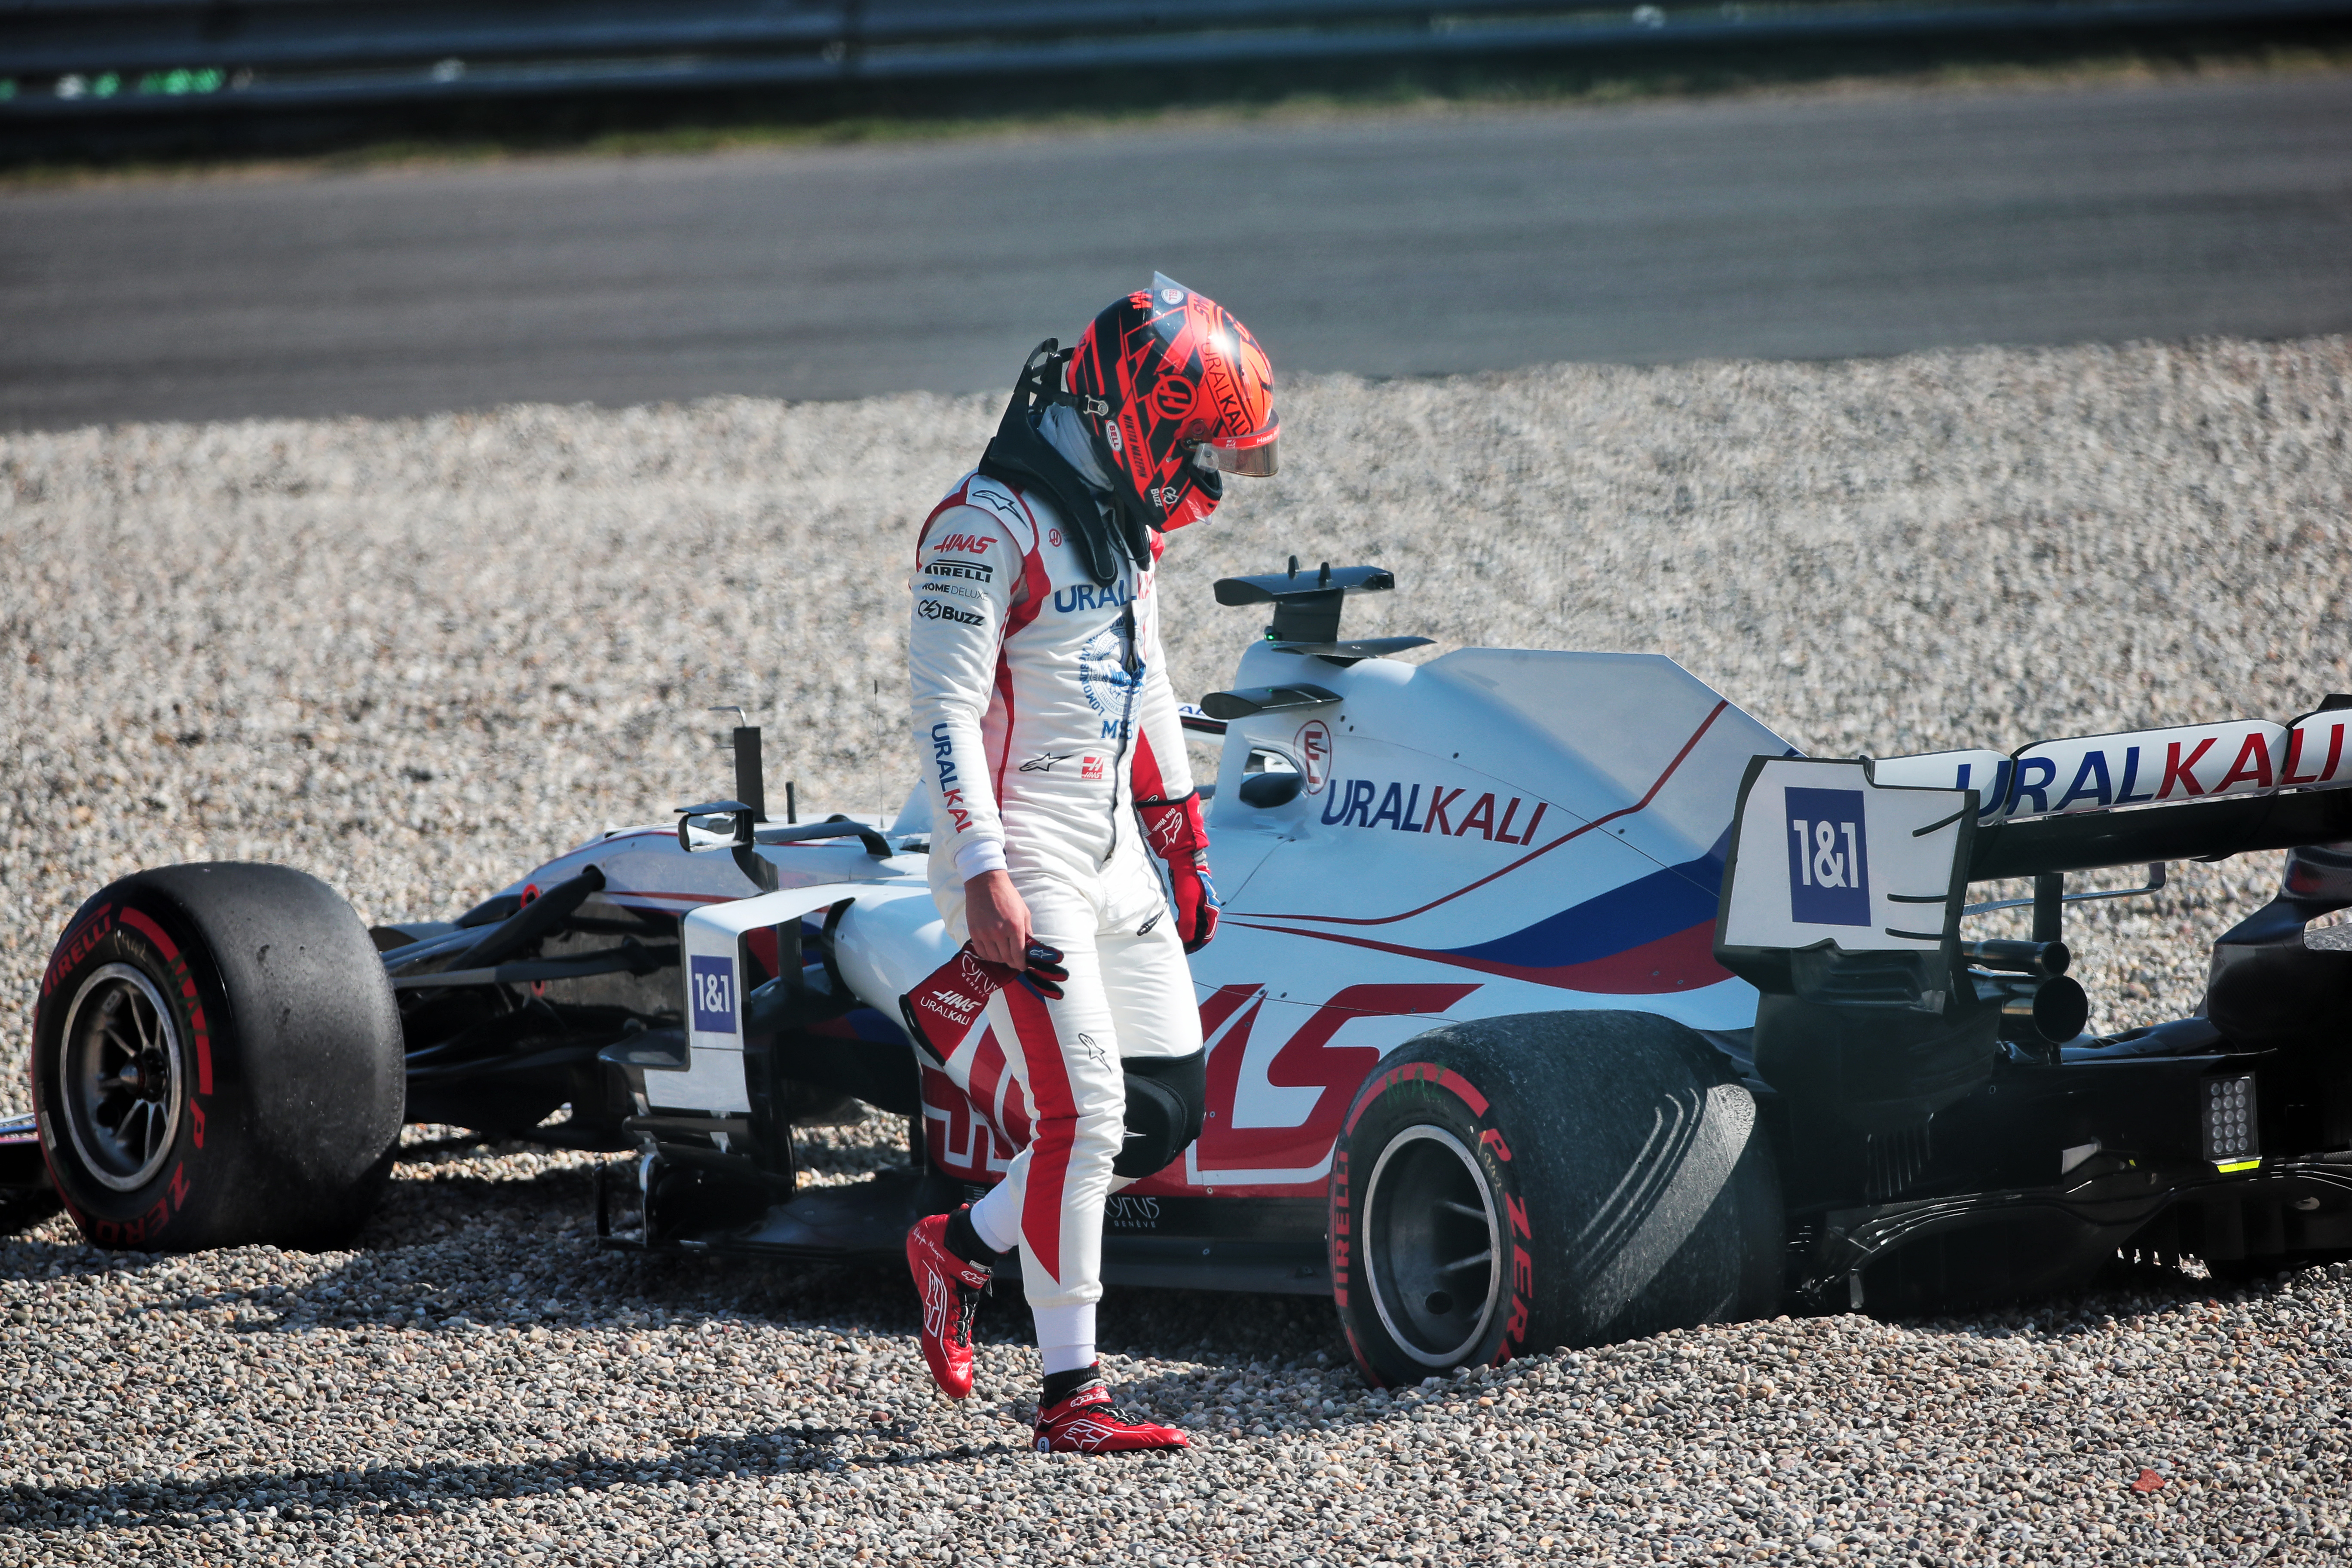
[963,875,1125,1375]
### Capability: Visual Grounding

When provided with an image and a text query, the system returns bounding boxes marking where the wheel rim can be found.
[1363,1124,1503,1369]
[59,963,184,1192]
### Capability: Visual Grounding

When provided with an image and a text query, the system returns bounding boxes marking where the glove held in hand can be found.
[899,940,1069,1062]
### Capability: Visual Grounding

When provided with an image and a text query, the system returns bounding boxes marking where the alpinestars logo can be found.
[923,1270,952,1341]
[1041,1417,1129,1453]
[918,599,984,626]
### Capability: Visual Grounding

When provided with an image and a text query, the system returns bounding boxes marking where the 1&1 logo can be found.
[1783,787,1869,926]
[689,955,738,1035]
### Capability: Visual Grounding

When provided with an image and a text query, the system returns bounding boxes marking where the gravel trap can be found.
[3,335,2352,1562]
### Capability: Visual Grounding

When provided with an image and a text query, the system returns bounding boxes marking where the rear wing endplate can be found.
[1714,756,1975,1006]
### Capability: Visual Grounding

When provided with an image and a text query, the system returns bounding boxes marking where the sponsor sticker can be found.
[1783,786,1870,926]
[917,599,984,626]
[925,560,993,583]
[1319,779,1548,845]
[1105,1194,1161,1230]
[1081,755,1106,780]
[1295,720,1332,794]
[932,532,994,555]
[689,954,738,1035]
[1054,581,1133,614]
[931,723,971,833]
[1879,716,2343,822]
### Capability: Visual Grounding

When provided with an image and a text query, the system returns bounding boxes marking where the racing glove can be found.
[1138,791,1219,954]
[899,940,1069,1063]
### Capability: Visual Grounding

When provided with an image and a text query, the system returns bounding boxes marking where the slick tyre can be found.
[1330,1011,1781,1385]
[30,864,404,1252]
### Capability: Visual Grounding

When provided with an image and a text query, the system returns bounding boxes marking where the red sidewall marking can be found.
[1344,1059,1488,1137]
[118,906,179,962]
[119,909,214,1095]
[68,902,214,1245]
[40,902,115,999]
[1337,1059,1532,1374]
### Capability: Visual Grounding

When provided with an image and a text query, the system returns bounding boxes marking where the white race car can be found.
[17,564,2352,1383]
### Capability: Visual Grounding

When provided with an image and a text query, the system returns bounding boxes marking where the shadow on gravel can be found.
[8,1123,1348,1370]
[1864,1254,2286,1343]
[0,1189,60,1240]
[0,1418,1044,1534]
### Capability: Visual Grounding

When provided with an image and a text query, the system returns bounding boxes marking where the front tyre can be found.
[31,864,404,1251]
[1331,1011,1781,1385]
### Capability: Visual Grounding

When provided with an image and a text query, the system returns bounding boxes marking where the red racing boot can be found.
[1033,1375,1190,1454]
[906,1208,995,1400]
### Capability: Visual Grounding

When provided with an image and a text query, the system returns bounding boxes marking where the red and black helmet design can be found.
[1067,274,1279,533]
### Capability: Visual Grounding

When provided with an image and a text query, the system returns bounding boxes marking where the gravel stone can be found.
[5,334,2352,1563]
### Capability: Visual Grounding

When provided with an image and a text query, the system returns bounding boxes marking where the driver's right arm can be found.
[907,505,1028,888]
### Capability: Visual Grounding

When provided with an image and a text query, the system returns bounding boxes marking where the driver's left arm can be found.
[1130,579,1217,950]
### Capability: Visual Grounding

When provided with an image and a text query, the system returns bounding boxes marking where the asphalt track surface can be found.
[4,71,2350,430]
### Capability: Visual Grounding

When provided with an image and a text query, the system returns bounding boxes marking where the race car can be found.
[15,562,2352,1385]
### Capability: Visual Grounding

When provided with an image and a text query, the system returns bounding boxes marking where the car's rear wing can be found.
[1714,703,2352,1023]
[1874,701,2352,880]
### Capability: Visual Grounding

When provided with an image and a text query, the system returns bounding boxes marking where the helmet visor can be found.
[1194,416,1280,478]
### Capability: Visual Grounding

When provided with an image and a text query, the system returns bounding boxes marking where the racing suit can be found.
[908,414,1203,1359]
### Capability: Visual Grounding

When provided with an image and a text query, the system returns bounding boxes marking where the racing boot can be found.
[1032,1367,1190,1454]
[906,1206,996,1400]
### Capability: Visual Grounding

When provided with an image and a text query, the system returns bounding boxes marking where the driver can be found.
[902,276,1279,1453]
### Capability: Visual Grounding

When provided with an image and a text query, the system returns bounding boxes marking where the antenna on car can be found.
[707,706,766,824]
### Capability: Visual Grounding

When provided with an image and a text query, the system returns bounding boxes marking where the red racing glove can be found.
[1138,792,1219,953]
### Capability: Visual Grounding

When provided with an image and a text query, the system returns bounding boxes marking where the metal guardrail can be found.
[3,0,2347,118]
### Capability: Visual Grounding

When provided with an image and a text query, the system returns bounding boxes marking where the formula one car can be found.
[17,564,2352,1384]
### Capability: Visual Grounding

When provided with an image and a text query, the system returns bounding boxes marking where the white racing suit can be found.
[908,459,1203,1351]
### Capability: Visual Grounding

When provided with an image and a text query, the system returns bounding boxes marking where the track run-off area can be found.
[2,70,2351,429]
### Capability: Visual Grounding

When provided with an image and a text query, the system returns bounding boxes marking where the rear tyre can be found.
[1330,1011,1780,1385]
[31,864,405,1251]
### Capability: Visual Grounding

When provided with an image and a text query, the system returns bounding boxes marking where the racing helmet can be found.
[1067,273,1278,533]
